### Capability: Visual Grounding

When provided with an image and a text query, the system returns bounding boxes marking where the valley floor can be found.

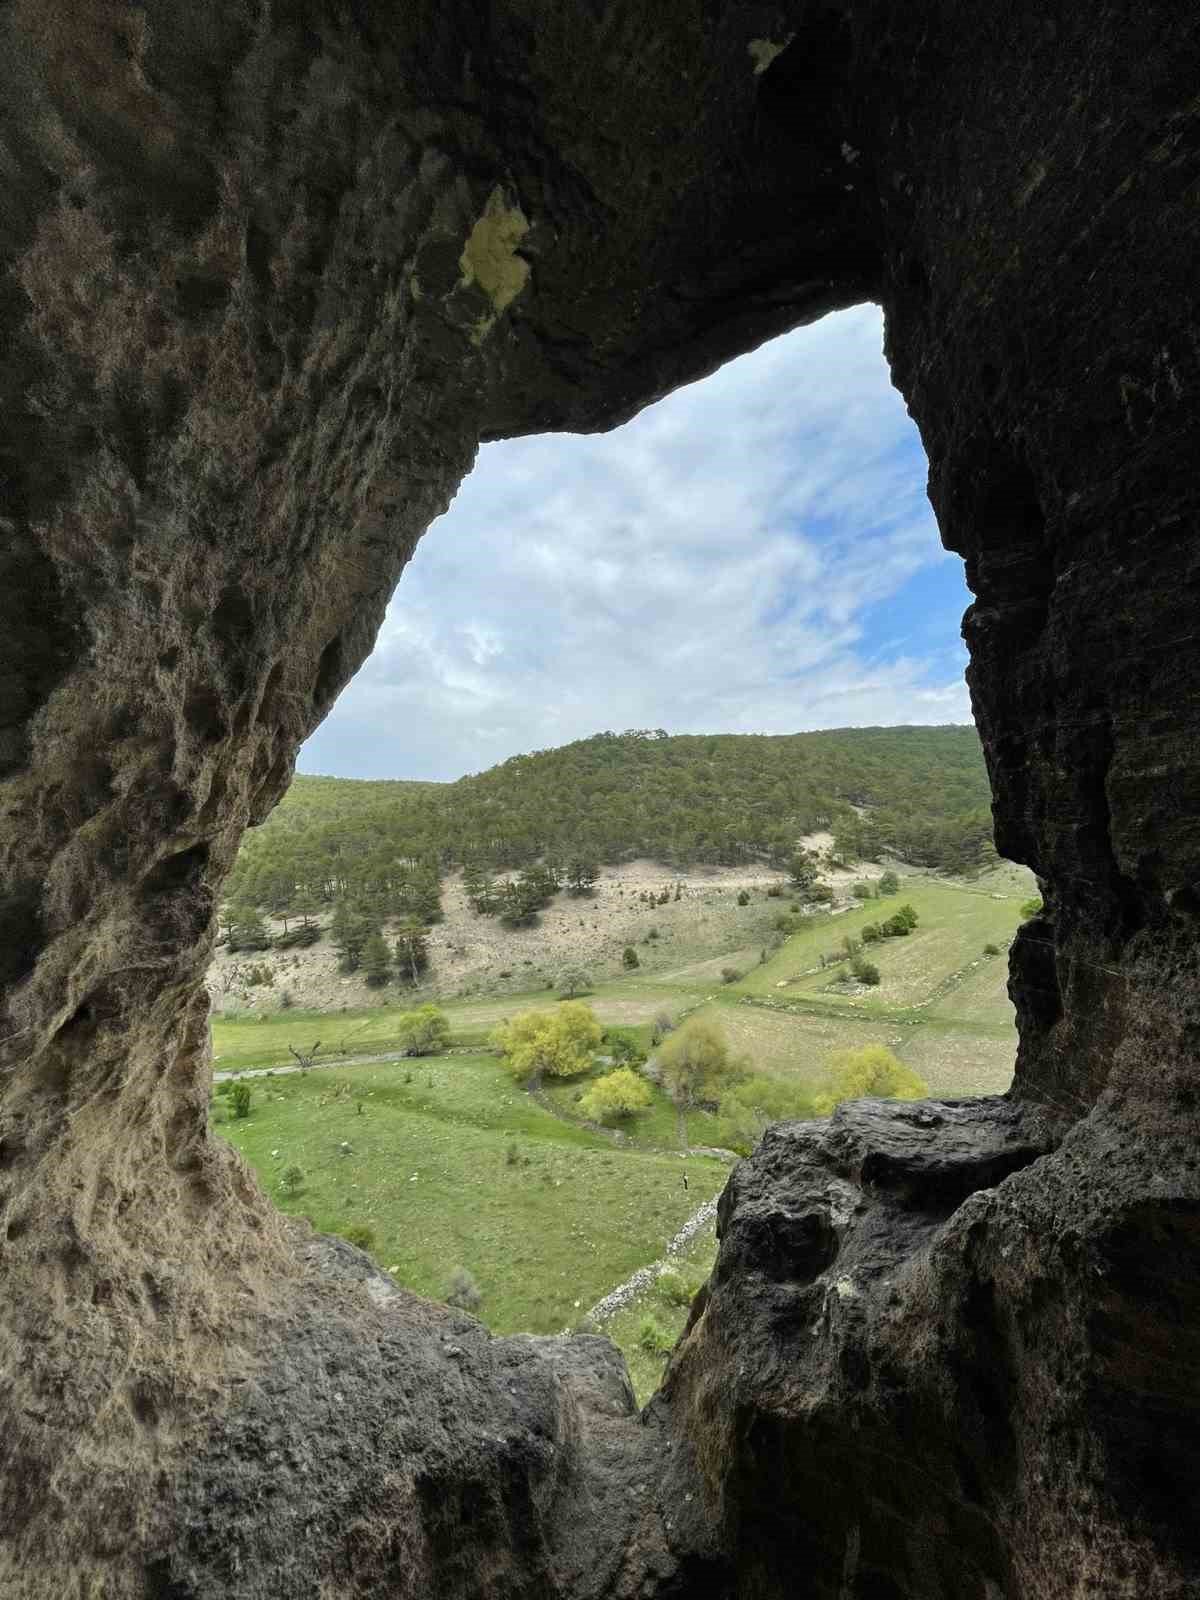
[211,864,1034,1396]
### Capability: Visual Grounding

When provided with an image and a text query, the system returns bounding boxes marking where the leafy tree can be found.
[394,923,430,984]
[604,1029,647,1068]
[718,1073,817,1151]
[878,870,900,896]
[812,1045,927,1115]
[230,1083,252,1119]
[491,1002,602,1088]
[656,1016,744,1146]
[557,966,592,999]
[361,930,393,987]
[622,945,640,969]
[397,1003,450,1055]
[580,1067,653,1123]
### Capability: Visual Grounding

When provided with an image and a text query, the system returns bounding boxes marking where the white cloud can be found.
[301,306,972,780]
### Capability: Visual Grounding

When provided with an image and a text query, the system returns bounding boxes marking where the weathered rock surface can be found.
[1,2,1199,1596]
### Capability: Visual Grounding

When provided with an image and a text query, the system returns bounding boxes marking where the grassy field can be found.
[210,865,1032,1386]
[214,1055,723,1336]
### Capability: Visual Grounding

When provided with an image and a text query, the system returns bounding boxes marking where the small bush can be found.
[279,989,294,1009]
[861,923,881,943]
[638,1314,674,1355]
[280,1163,304,1195]
[445,1267,482,1312]
[851,882,875,900]
[341,1224,376,1251]
[622,945,640,969]
[230,1083,252,1119]
[720,967,742,985]
[851,958,881,986]
[645,927,660,942]
[773,913,792,932]
[658,1266,703,1308]
[736,890,750,906]
[505,1140,520,1167]
[766,884,784,898]
[650,1011,674,1046]
[983,942,1001,956]
[878,871,900,896]
[1020,897,1043,920]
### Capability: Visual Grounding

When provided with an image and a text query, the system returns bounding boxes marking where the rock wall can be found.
[1,2,1197,1595]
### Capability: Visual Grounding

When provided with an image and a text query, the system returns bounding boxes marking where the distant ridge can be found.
[229,726,995,903]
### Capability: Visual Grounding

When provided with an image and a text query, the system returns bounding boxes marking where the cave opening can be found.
[208,307,1029,1352]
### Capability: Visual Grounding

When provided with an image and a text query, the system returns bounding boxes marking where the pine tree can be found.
[394,923,430,985]
[362,930,393,987]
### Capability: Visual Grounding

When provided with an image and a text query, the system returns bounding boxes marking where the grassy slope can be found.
[215,1056,723,1335]
[211,866,1031,1377]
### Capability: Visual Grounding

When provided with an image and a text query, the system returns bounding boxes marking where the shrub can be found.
[279,989,294,1009]
[274,923,321,949]
[622,945,640,969]
[983,941,1001,956]
[658,1266,703,1308]
[645,926,660,942]
[580,1066,653,1123]
[720,966,742,985]
[766,884,784,898]
[230,1083,252,1119]
[878,871,900,896]
[861,923,881,943]
[650,1010,674,1046]
[851,958,881,986]
[773,913,792,932]
[505,1140,520,1167]
[341,1224,376,1251]
[852,881,875,900]
[1020,897,1044,919]
[396,1003,450,1056]
[638,1314,673,1355]
[736,890,750,906]
[280,1163,304,1195]
[445,1267,482,1312]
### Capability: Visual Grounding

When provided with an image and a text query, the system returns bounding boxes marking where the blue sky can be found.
[300,305,975,781]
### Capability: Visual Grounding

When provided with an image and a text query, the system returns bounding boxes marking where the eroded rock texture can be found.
[1,2,1198,1595]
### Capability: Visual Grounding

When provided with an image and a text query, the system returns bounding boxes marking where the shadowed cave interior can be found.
[1,3,1199,1597]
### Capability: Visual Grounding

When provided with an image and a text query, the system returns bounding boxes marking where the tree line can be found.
[222,725,997,922]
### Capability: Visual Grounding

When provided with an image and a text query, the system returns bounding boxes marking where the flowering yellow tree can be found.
[812,1045,927,1115]
[490,1002,602,1088]
[580,1067,652,1124]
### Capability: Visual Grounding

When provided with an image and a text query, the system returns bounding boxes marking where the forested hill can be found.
[225,726,996,906]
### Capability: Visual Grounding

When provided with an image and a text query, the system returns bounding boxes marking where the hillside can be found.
[225,725,996,912]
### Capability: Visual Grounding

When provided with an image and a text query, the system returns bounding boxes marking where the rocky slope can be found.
[1,3,1198,1596]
